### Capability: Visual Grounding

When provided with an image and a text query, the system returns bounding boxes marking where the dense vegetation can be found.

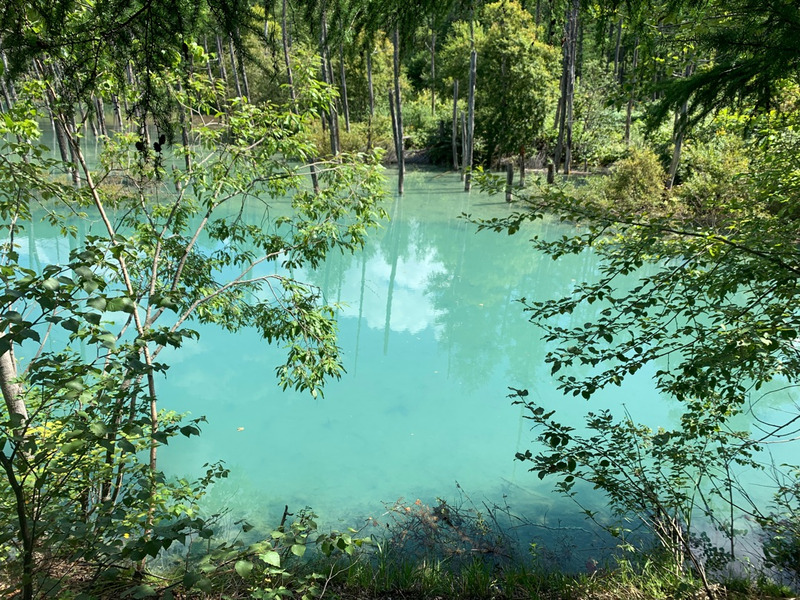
[1,0,800,598]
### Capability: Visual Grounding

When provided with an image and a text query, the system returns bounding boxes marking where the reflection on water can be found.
[149,169,667,547]
[16,166,800,564]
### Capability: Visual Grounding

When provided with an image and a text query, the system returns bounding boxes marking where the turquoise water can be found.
[152,169,683,531]
[15,164,799,564]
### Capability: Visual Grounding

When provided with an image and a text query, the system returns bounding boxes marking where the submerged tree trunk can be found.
[554,0,578,173]
[563,0,579,175]
[452,79,459,171]
[464,49,476,192]
[392,27,404,195]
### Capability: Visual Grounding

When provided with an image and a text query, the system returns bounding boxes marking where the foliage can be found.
[599,146,668,212]
[438,0,560,165]
[508,387,758,593]
[571,60,628,169]
[649,0,800,127]
[0,11,387,597]
[473,105,800,594]
[758,468,800,586]
[675,131,751,228]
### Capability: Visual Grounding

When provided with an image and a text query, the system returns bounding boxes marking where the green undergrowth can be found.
[34,495,797,600]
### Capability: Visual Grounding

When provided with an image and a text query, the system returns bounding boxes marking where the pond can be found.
[150,168,685,550]
[17,163,799,567]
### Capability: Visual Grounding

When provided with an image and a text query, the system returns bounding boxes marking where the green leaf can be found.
[259,550,281,567]
[291,544,306,557]
[235,560,253,578]
[87,297,107,311]
[183,571,201,588]
[96,332,116,348]
[106,296,135,313]
[89,422,109,436]
[61,440,85,454]
[128,584,156,599]
[61,318,80,332]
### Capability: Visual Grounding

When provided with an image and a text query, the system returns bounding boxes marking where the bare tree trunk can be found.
[65,116,81,187]
[430,28,437,116]
[667,62,694,189]
[624,37,639,145]
[0,345,26,427]
[0,451,33,600]
[505,162,514,202]
[280,0,297,107]
[0,72,12,110]
[366,48,374,149]
[34,60,71,165]
[95,96,108,137]
[228,37,243,97]
[176,81,193,171]
[0,45,17,105]
[319,9,340,155]
[460,110,467,181]
[203,36,223,110]
[613,18,623,81]
[236,29,251,99]
[216,35,229,90]
[554,0,576,173]
[86,100,99,138]
[389,90,403,194]
[563,0,579,175]
[392,27,404,195]
[452,79,459,171]
[389,90,399,161]
[111,94,123,129]
[339,42,351,133]
[464,48,476,192]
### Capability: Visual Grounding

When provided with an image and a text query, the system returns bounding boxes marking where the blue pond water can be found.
[17,165,798,566]
[151,170,683,541]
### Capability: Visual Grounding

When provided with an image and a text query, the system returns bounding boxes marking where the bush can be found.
[675,133,750,227]
[601,146,668,213]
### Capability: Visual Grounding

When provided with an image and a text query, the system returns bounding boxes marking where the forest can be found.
[1,0,800,598]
